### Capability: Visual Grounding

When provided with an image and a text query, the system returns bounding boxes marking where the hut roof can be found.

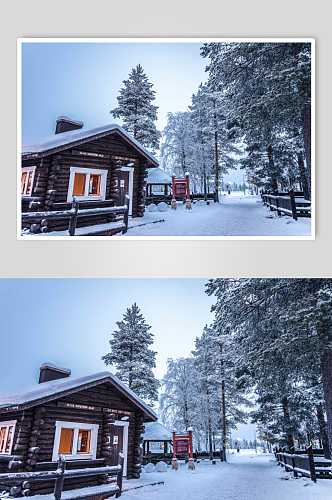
[22,124,158,166]
[0,371,157,421]
[144,421,173,441]
[146,168,172,185]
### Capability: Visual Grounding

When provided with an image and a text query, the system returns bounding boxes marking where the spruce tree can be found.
[102,303,160,406]
[110,64,161,153]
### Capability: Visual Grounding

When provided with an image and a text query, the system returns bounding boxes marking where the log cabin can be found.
[0,363,157,497]
[21,117,158,233]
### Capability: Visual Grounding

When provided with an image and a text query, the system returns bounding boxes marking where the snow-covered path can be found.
[123,194,312,237]
[122,452,331,500]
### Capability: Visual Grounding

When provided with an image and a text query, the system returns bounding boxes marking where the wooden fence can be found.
[0,454,124,499]
[21,195,130,236]
[143,449,223,465]
[275,446,332,481]
[261,189,311,220]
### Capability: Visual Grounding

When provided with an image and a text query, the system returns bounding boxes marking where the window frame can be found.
[0,420,17,455]
[67,167,108,203]
[21,166,36,196]
[52,421,99,461]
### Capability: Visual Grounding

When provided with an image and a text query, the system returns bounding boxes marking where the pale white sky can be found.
[21,41,245,184]
[0,278,256,439]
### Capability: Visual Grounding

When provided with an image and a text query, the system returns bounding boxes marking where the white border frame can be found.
[0,420,17,455]
[21,166,36,196]
[52,421,99,461]
[17,38,315,240]
[114,420,129,477]
[67,167,108,203]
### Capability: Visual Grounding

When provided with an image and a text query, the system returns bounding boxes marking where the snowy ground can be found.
[122,194,312,238]
[122,451,331,500]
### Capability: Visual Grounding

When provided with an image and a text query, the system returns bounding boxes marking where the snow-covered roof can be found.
[146,167,172,185]
[21,124,158,166]
[0,371,157,420]
[144,421,173,441]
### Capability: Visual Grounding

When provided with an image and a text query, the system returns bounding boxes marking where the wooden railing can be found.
[261,189,311,220]
[0,454,124,499]
[21,195,130,236]
[275,446,331,481]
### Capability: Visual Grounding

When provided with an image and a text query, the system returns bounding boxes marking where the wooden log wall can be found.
[22,132,154,232]
[0,409,34,496]
[1,382,148,496]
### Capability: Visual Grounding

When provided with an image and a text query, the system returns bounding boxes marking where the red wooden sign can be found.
[172,174,190,201]
[172,428,193,459]
[176,439,189,454]
[174,182,187,196]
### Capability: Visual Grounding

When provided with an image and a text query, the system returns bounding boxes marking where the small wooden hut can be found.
[21,118,158,233]
[142,422,173,463]
[0,363,157,496]
[145,168,172,205]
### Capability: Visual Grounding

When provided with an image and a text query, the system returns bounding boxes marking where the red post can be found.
[185,173,190,201]
[172,430,176,459]
[188,428,193,459]
[172,176,175,201]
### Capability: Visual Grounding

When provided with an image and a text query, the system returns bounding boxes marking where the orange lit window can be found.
[53,422,98,461]
[21,172,27,194]
[21,168,35,196]
[58,428,74,454]
[0,428,6,453]
[89,175,101,195]
[73,173,86,196]
[5,427,13,453]
[26,172,33,195]
[77,430,91,453]
[0,421,16,455]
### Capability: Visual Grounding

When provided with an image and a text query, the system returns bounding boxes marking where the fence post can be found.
[289,189,298,221]
[68,197,79,236]
[54,455,66,500]
[275,196,281,216]
[122,195,130,234]
[290,447,297,478]
[116,453,124,498]
[307,445,317,482]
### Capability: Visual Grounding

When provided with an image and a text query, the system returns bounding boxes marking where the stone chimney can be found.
[39,362,71,383]
[55,116,84,134]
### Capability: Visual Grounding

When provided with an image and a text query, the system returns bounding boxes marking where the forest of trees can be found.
[206,279,332,458]
[112,43,312,201]
[159,325,252,458]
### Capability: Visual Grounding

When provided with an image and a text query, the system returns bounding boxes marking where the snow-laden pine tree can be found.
[110,64,161,154]
[102,303,160,406]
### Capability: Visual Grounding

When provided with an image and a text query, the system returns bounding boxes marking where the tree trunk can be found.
[321,351,332,460]
[317,405,331,459]
[302,105,311,199]
[219,343,227,462]
[213,100,219,203]
[297,154,310,200]
[267,145,278,193]
[281,396,294,449]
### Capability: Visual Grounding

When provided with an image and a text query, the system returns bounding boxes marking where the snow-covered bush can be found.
[145,463,156,473]
[148,203,157,212]
[157,202,168,212]
[156,461,168,472]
